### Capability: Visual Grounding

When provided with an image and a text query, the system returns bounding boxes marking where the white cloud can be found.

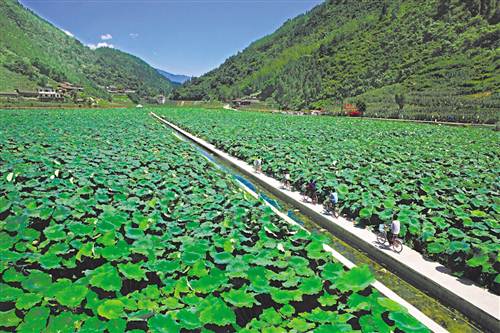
[100,33,113,40]
[87,42,114,50]
[62,29,74,37]
[129,33,139,39]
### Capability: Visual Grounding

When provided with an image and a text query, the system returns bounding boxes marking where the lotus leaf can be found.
[222,288,259,308]
[118,262,147,281]
[87,263,122,291]
[148,313,181,333]
[198,297,236,326]
[97,299,125,320]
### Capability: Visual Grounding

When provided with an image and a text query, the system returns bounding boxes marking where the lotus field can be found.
[158,108,500,293]
[0,108,431,332]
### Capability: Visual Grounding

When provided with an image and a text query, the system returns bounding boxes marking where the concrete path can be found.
[159,112,448,332]
[150,112,500,332]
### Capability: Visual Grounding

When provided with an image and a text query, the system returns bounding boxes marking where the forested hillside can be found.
[0,0,173,98]
[175,0,500,123]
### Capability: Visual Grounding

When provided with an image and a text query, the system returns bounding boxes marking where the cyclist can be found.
[283,171,291,190]
[387,219,400,245]
[324,188,338,216]
[253,157,262,173]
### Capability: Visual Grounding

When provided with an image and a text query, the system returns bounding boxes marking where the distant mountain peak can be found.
[156,69,191,84]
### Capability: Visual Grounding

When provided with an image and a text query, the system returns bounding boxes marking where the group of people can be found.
[253,157,401,246]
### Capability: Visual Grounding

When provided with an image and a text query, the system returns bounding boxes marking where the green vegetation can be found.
[0,0,173,100]
[175,0,500,123]
[0,108,430,332]
[158,107,500,293]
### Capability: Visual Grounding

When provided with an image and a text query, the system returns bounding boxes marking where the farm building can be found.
[156,95,166,104]
[58,82,83,93]
[0,91,19,98]
[16,89,38,98]
[38,87,63,101]
[231,98,259,107]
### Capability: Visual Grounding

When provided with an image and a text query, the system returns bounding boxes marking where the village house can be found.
[231,98,259,107]
[0,91,19,98]
[156,95,166,104]
[38,87,63,101]
[58,82,83,94]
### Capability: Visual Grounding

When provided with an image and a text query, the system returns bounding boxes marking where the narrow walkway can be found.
[151,112,500,332]
[162,112,448,333]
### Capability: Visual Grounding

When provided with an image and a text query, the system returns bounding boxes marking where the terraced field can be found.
[0,109,430,332]
[157,107,500,293]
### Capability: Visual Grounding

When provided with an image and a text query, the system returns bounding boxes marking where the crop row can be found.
[0,109,428,332]
[158,107,500,294]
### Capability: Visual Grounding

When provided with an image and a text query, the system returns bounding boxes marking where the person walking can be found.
[306,179,318,204]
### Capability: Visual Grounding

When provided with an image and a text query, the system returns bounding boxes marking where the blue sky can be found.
[20,0,323,76]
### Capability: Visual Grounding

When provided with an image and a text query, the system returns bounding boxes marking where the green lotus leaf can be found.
[198,297,236,326]
[79,317,107,332]
[87,263,122,291]
[318,293,339,307]
[213,251,234,264]
[176,308,202,329]
[52,205,71,221]
[53,280,88,308]
[298,276,323,295]
[44,223,66,241]
[359,314,392,333]
[426,239,449,254]
[447,241,470,254]
[118,262,147,281]
[16,306,50,332]
[107,318,127,333]
[193,270,227,293]
[2,268,25,283]
[46,311,82,332]
[97,299,125,320]
[0,309,21,327]
[335,265,374,292]
[467,254,490,269]
[0,196,11,213]
[148,313,181,333]
[0,284,24,302]
[288,317,315,331]
[470,210,487,218]
[300,308,346,323]
[279,304,296,317]
[0,232,15,251]
[21,270,52,293]
[40,253,62,269]
[15,293,42,310]
[222,288,259,308]
[389,311,430,333]
[448,227,466,239]
[269,288,302,304]
[247,266,271,293]
[260,307,283,325]
[359,207,373,219]
[346,293,371,311]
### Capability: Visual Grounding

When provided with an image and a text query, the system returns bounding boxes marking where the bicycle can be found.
[376,224,403,253]
[301,190,318,205]
[323,200,339,218]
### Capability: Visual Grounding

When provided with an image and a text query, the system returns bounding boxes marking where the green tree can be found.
[395,93,405,111]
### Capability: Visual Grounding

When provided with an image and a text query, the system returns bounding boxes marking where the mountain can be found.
[174,0,499,122]
[0,0,174,98]
[156,69,191,84]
